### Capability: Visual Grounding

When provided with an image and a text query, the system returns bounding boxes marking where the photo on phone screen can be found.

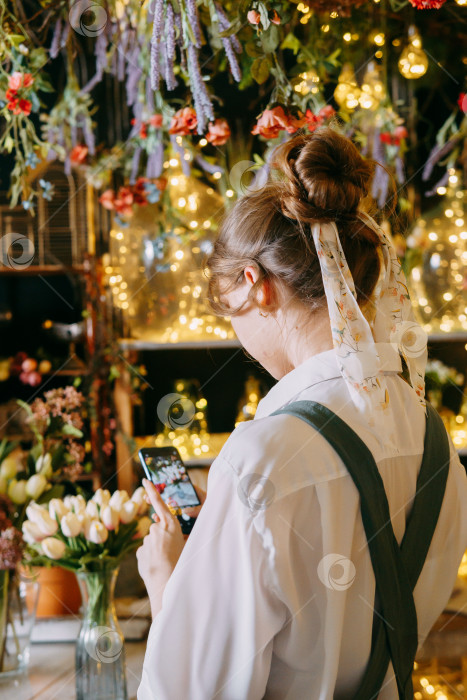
[138,447,200,511]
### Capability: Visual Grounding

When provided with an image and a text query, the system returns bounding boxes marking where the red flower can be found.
[318,105,336,121]
[458,93,467,113]
[148,113,163,128]
[8,71,34,91]
[251,106,289,139]
[70,145,89,164]
[304,109,320,132]
[169,107,198,135]
[408,0,447,7]
[99,189,115,210]
[269,10,281,25]
[114,187,134,217]
[11,98,32,116]
[133,178,149,206]
[5,88,17,101]
[394,126,408,141]
[154,483,166,494]
[140,123,148,139]
[206,118,231,146]
[285,112,307,134]
[380,132,393,145]
[154,176,167,191]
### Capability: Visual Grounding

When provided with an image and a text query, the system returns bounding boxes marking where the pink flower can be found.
[247,10,261,24]
[22,358,37,373]
[252,106,304,139]
[206,119,231,146]
[169,107,198,135]
[148,113,163,128]
[26,371,42,387]
[318,105,336,120]
[99,189,115,210]
[394,126,408,141]
[8,72,34,91]
[457,93,467,113]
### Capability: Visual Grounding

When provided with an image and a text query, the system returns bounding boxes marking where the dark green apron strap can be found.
[270,399,449,699]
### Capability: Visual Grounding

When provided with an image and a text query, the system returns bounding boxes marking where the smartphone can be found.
[138,447,201,534]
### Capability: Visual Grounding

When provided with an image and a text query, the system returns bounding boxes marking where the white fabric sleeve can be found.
[137,456,287,700]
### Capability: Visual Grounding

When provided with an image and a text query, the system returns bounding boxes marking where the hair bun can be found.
[272,127,375,223]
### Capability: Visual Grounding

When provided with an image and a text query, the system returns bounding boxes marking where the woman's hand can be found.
[136,478,186,618]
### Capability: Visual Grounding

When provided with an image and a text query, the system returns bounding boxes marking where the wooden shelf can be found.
[118,338,241,351]
[0,265,86,276]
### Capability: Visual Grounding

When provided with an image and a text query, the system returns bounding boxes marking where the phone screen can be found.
[138,447,201,511]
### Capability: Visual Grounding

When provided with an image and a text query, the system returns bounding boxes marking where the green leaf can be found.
[61,423,83,438]
[280,32,301,55]
[245,41,263,58]
[251,56,272,85]
[261,25,280,54]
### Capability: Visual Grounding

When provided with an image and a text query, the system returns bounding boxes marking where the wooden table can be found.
[0,641,146,700]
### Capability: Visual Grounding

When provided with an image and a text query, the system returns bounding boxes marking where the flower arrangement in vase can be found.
[22,487,151,700]
[0,385,87,676]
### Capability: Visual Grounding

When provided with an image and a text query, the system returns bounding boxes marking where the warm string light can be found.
[359,61,385,110]
[334,63,361,110]
[292,69,320,95]
[398,25,428,80]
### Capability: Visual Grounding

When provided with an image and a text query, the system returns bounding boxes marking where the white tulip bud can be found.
[131,487,149,516]
[60,512,82,538]
[93,489,111,507]
[26,474,47,500]
[109,490,129,511]
[35,453,52,478]
[65,495,86,514]
[101,505,119,531]
[22,520,45,544]
[120,500,137,524]
[49,498,69,522]
[85,500,99,519]
[8,479,27,504]
[26,502,58,536]
[41,537,66,560]
[1,456,19,480]
[87,520,108,544]
[77,513,93,539]
[0,474,7,495]
[136,516,152,538]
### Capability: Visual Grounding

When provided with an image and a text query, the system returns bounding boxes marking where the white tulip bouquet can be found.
[23,488,152,572]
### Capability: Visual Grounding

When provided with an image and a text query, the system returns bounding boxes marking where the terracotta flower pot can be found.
[35,566,82,617]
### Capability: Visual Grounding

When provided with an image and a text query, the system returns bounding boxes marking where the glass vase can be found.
[75,565,127,700]
[0,568,40,679]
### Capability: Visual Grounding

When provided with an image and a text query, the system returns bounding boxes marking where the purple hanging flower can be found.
[186,0,203,49]
[422,138,457,181]
[150,0,165,90]
[146,141,164,178]
[50,19,62,59]
[146,78,155,113]
[187,43,214,133]
[215,4,242,54]
[174,13,186,72]
[221,37,241,82]
[60,22,69,49]
[130,147,142,184]
[395,156,405,184]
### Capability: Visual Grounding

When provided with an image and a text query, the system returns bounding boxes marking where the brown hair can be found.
[206,126,394,317]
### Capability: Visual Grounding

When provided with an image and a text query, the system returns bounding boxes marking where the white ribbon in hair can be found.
[310,213,427,437]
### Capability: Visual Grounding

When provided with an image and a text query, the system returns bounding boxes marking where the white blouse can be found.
[138,348,467,700]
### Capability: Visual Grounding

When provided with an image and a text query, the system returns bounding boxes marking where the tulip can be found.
[49,498,69,522]
[0,474,6,495]
[26,502,59,536]
[93,488,111,507]
[109,490,129,510]
[77,512,93,539]
[64,494,86,514]
[61,512,82,537]
[23,520,45,544]
[136,516,152,538]
[41,537,66,560]
[26,473,47,500]
[120,500,137,524]
[131,487,149,516]
[36,453,52,479]
[85,500,100,519]
[1,456,19,479]
[87,520,108,544]
[101,505,119,531]
[8,479,27,504]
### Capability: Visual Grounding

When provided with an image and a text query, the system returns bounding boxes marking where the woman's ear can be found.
[244,266,272,307]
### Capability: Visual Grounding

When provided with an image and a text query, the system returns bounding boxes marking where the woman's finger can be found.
[143,479,172,526]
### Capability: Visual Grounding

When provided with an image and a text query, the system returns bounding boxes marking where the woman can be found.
[137,128,467,699]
